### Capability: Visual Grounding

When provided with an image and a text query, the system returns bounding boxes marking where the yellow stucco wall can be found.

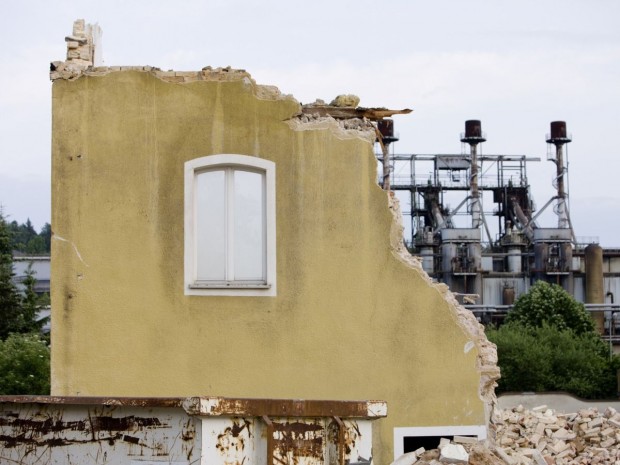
[51,70,497,464]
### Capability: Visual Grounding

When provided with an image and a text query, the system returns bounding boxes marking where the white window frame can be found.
[393,425,487,460]
[184,154,276,296]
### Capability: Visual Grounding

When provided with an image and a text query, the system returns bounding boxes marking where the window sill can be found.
[189,282,271,290]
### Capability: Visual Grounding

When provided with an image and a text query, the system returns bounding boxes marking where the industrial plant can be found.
[377,120,620,337]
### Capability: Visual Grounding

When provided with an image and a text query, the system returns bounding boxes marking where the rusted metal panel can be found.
[201,416,375,465]
[0,402,199,464]
[0,397,383,465]
[183,397,387,419]
[202,416,265,465]
[0,395,187,407]
[327,419,373,465]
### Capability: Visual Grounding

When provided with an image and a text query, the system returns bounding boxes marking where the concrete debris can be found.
[330,94,360,107]
[439,444,469,463]
[390,406,620,465]
[392,451,421,465]
[493,405,620,465]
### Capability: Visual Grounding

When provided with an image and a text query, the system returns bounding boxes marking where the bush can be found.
[487,323,618,399]
[0,333,50,395]
[487,281,620,399]
[505,281,595,335]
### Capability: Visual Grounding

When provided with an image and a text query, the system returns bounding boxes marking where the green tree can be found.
[488,281,619,399]
[0,213,25,340]
[0,211,50,394]
[40,223,52,253]
[21,264,48,333]
[7,219,51,254]
[0,333,50,395]
[505,280,595,335]
[0,214,46,339]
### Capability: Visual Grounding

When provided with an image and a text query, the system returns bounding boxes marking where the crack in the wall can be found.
[53,234,89,267]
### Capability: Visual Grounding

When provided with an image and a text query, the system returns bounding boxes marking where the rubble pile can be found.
[391,405,620,465]
[494,404,620,465]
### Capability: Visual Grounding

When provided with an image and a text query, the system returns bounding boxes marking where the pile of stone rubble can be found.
[391,405,620,465]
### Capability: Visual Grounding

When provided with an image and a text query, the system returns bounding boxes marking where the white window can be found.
[185,154,276,296]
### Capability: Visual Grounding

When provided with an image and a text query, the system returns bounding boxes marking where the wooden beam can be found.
[301,105,412,121]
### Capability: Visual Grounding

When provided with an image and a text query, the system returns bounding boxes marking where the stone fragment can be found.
[453,435,477,444]
[419,449,439,461]
[551,440,569,454]
[494,447,517,465]
[601,427,615,437]
[600,438,615,448]
[438,437,451,449]
[530,449,548,465]
[329,94,360,107]
[389,451,418,465]
[553,428,577,440]
[467,444,505,465]
[438,444,468,464]
[589,418,604,429]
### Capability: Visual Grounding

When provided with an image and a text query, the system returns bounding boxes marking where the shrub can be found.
[505,281,595,335]
[0,333,50,395]
[487,323,618,399]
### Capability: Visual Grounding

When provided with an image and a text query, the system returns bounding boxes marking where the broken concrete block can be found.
[589,417,604,429]
[600,438,615,448]
[552,428,576,440]
[438,444,468,464]
[530,449,548,465]
[495,447,517,465]
[438,437,451,449]
[329,94,360,108]
[551,440,569,454]
[389,451,417,465]
[453,435,477,444]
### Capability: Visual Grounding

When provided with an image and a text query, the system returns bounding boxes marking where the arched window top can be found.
[185,154,274,173]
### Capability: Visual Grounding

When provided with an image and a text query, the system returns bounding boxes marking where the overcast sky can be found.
[1,1,619,245]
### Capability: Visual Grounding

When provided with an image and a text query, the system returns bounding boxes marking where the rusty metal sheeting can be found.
[0,402,198,464]
[203,416,375,465]
[183,397,387,419]
[0,397,383,465]
[0,395,187,407]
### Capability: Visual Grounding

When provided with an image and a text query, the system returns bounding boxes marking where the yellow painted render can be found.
[51,70,498,465]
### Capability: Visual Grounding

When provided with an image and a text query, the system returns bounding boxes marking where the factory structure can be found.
[377,120,620,335]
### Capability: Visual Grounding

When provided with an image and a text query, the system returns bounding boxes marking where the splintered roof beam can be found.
[300,106,412,121]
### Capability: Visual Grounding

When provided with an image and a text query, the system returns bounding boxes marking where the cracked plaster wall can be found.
[50,21,499,465]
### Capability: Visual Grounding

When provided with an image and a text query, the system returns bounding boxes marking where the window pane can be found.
[233,170,265,280]
[196,170,226,280]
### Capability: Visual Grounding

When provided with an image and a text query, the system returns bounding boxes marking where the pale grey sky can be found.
[1,1,619,244]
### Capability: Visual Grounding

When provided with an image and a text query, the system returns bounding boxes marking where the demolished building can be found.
[2,20,502,464]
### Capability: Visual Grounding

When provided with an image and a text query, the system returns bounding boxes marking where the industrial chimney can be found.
[460,120,486,229]
[546,121,572,230]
